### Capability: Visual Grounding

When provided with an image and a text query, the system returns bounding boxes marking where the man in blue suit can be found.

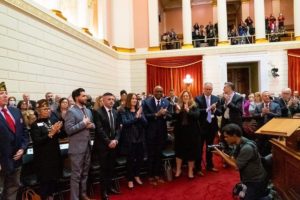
[0,82,29,200]
[142,86,172,185]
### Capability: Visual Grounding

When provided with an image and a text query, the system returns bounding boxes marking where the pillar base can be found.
[182,44,193,49]
[295,36,300,41]
[51,9,67,21]
[148,46,160,51]
[218,41,230,46]
[255,38,269,43]
[82,28,93,36]
[112,46,136,53]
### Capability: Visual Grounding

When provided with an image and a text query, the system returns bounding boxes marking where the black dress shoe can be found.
[101,191,109,200]
[108,188,121,195]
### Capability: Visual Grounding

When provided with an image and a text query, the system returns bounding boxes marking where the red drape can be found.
[288,49,300,92]
[146,55,203,97]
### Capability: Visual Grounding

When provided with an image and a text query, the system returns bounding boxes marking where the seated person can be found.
[213,124,268,200]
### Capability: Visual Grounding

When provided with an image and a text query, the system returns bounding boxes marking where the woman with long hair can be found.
[120,93,147,189]
[51,97,69,139]
[173,90,200,179]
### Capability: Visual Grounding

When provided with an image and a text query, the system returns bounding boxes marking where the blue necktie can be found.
[206,96,212,123]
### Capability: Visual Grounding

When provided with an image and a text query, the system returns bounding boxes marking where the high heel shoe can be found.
[128,181,134,189]
[134,177,143,185]
[174,170,182,178]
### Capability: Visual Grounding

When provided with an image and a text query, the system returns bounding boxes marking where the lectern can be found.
[256,118,300,200]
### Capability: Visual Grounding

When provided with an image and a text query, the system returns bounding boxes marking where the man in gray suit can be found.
[65,88,95,200]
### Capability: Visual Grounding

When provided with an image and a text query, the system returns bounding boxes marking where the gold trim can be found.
[146,60,202,68]
[182,44,193,49]
[81,27,93,36]
[218,41,230,46]
[51,9,67,21]
[241,0,250,3]
[212,0,217,6]
[148,46,160,51]
[103,39,110,46]
[112,46,136,53]
[295,36,300,41]
[3,0,117,58]
[255,38,269,43]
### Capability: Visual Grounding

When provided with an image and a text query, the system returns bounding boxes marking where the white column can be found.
[272,0,280,17]
[217,0,228,45]
[295,0,300,40]
[77,0,92,35]
[212,0,217,24]
[241,0,250,21]
[182,0,193,47]
[148,0,160,50]
[254,0,267,42]
[111,0,135,52]
[97,0,107,41]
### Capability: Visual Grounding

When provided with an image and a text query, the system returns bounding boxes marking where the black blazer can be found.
[274,98,298,117]
[93,106,121,153]
[220,93,244,127]
[195,94,221,133]
[142,97,172,144]
[0,107,29,174]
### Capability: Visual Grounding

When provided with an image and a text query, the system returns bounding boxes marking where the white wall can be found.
[0,1,124,100]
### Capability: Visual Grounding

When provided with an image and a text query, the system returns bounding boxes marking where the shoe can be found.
[196,171,204,177]
[188,175,195,180]
[155,176,165,184]
[134,177,143,185]
[148,177,158,186]
[174,170,182,178]
[81,194,93,200]
[128,181,134,189]
[207,167,219,172]
[108,188,121,195]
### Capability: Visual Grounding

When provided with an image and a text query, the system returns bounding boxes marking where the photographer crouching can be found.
[213,123,269,200]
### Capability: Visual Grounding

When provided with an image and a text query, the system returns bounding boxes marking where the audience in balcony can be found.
[278,13,285,31]
[206,21,216,46]
[161,29,180,50]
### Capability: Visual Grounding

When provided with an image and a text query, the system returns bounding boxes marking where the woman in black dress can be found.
[120,93,147,189]
[173,91,200,179]
[30,99,63,199]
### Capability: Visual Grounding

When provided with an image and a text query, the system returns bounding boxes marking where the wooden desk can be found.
[270,139,300,200]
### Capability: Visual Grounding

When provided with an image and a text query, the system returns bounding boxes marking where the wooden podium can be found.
[256,118,300,200]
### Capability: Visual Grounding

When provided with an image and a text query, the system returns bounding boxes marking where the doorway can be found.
[227,62,259,95]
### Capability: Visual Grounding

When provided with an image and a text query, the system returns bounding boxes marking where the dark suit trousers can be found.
[195,123,217,171]
[0,167,21,200]
[147,142,163,178]
[126,143,144,181]
[99,149,117,192]
[69,147,91,200]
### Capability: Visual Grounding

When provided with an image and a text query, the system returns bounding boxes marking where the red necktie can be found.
[2,108,16,133]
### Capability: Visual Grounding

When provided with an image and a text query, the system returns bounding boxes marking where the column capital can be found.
[211,0,217,6]
[241,0,250,3]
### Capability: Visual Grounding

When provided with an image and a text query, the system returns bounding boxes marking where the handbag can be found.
[164,160,173,182]
[22,188,41,200]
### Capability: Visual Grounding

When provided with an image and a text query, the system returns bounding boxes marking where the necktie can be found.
[2,108,16,133]
[206,96,212,123]
[108,110,115,136]
[157,100,161,111]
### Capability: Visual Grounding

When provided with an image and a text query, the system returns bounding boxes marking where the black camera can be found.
[207,143,225,151]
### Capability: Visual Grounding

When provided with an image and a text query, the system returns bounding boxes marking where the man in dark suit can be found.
[0,82,29,200]
[195,82,221,175]
[275,88,298,117]
[64,88,95,200]
[219,82,243,155]
[93,92,121,200]
[142,86,172,185]
[166,89,179,114]
[253,91,281,156]
[17,93,36,111]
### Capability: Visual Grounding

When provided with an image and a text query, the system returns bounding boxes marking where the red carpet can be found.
[92,156,239,200]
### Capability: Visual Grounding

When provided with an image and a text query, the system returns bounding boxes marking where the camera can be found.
[207,143,225,151]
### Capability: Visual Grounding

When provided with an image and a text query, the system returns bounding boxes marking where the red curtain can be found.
[288,49,300,92]
[146,55,203,97]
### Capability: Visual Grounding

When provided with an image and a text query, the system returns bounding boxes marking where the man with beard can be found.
[142,86,172,185]
[65,88,95,200]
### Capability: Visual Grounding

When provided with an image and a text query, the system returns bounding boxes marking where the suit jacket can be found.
[93,106,121,154]
[64,105,94,154]
[0,107,28,174]
[220,93,244,127]
[142,97,172,145]
[274,98,297,117]
[195,94,221,133]
[253,101,281,127]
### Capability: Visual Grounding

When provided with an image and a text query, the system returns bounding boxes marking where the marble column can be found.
[217,0,229,45]
[254,0,268,43]
[294,0,300,40]
[148,0,160,51]
[182,0,193,48]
